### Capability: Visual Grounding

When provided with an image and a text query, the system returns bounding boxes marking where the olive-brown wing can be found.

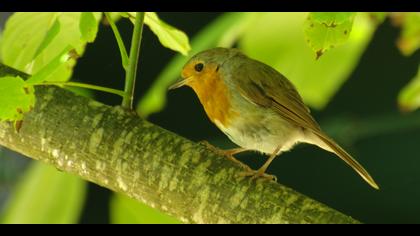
[233,59,321,132]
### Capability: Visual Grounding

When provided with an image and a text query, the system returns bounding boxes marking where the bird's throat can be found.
[189,73,237,127]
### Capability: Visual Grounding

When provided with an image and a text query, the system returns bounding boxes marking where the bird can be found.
[169,47,379,189]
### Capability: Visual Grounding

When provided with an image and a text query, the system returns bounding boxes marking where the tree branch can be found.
[0,63,359,224]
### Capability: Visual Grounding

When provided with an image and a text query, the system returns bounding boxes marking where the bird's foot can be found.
[199,140,250,170]
[239,168,277,182]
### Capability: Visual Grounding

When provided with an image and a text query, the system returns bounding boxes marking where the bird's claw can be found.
[239,169,277,182]
[199,140,231,158]
[199,140,251,171]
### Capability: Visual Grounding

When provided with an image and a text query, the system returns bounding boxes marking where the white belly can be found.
[214,109,304,155]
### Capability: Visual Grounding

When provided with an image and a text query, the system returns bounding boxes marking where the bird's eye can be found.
[194,63,204,72]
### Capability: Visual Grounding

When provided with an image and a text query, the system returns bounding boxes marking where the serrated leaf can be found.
[304,12,356,59]
[80,12,99,43]
[126,12,191,55]
[239,12,376,109]
[398,66,420,112]
[0,162,86,224]
[110,194,180,224]
[0,12,101,82]
[0,76,35,122]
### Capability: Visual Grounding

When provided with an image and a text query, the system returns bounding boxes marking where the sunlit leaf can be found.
[0,162,86,223]
[0,12,101,82]
[144,12,191,55]
[110,193,180,224]
[137,12,248,117]
[398,66,420,112]
[217,13,258,47]
[33,18,61,60]
[0,76,35,122]
[107,12,125,22]
[79,12,99,43]
[126,12,191,56]
[304,12,356,59]
[27,46,73,84]
[240,12,376,109]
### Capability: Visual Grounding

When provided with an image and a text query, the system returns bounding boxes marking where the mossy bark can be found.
[0,63,359,224]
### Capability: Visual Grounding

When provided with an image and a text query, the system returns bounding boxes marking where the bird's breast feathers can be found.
[190,71,238,127]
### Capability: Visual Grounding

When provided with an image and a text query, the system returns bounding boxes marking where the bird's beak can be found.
[168,77,190,90]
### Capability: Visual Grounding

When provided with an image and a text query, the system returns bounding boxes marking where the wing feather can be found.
[233,58,320,132]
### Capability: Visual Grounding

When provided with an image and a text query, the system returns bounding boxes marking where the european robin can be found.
[169,47,379,189]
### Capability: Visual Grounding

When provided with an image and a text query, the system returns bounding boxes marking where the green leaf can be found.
[33,18,61,60]
[311,12,355,24]
[108,12,125,22]
[0,12,101,82]
[137,12,248,117]
[304,12,356,59]
[217,13,258,48]
[110,193,181,224]
[145,12,191,55]
[79,12,99,43]
[398,66,420,112]
[395,12,420,56]
[239,12,376,109]
[0,76,35,121]
[126,12,191,55]
[27,46,73,84]
[0,162,86,223]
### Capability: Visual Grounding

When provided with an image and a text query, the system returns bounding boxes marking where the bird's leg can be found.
[239,145,282,182]
[199,140,251,170]
[223,148,249,156]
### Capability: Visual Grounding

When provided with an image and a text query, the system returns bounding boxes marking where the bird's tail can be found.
[310,130,379,190]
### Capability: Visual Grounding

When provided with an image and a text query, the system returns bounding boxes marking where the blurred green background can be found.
[0,12,419,223]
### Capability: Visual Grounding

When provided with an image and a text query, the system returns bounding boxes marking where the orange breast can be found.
[189,72,237,127]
